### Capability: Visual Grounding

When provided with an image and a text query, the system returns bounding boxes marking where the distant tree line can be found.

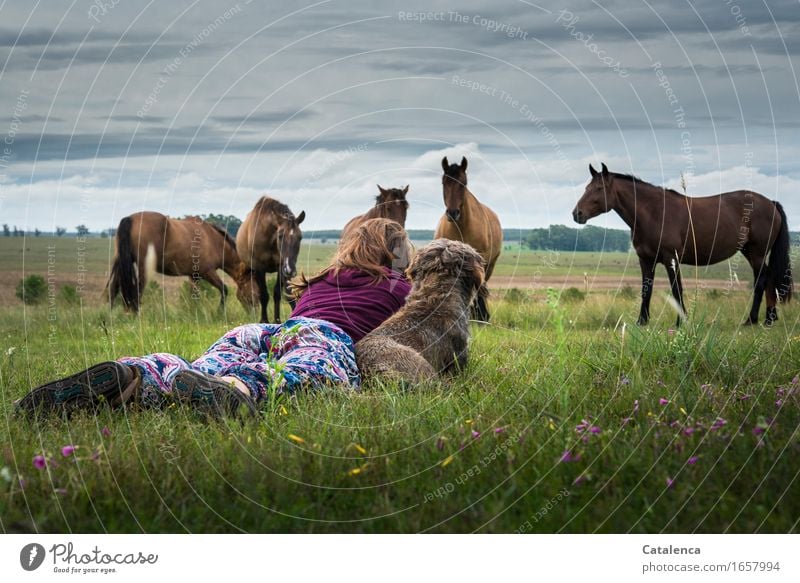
[523,225,632,252]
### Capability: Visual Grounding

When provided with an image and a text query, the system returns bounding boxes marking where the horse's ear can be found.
[401,184,409,196]
[589,164,598,178]
[460,156,468,171]
[377,184,387,194]
[441,157,449,172]
[601,163,609,177]
[296,210,305,224]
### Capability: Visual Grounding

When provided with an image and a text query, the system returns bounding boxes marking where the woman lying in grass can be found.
[16,218,412,419]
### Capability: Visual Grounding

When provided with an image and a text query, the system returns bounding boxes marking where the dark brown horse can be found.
[435,156,502,321]
[341,185,409,237]
[572,163,793,326]
[236,196,305,323]
[107,212,257,312]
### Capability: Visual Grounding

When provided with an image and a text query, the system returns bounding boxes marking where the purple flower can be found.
[776,399,784,408]
[18,477,27,490]
[573,473,587,486]
[683,427,695,437]
[559,450,581,463]
[589,425,601,434]
[710,417,727,431]
[494,427,506,435]
[435,436,446,451]
[621,417,633,426]
[471,430,481,439]
[101,427,111,438]
[61,445,76,457]
[665,477,675,489]
[575,420,590,433]
[752,426,765,436]
[619,374,631,386]
[667,328,675,336]
[687,456,699,466]
[659,398,670,406]
[53,487,67,496]
[32,455,46,470]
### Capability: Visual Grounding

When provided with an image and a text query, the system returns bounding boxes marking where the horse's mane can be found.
[208,223,237,250]
[612,172,681,196]
[254,196,294,219]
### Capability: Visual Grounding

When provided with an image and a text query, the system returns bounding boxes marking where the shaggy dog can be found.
[356,239,487,384]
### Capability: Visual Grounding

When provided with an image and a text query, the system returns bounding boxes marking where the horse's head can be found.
[276,210,305,279]
[234,265,259,310]
[573,163,616,224]
[441,156,468,222]
[376,184,409,226]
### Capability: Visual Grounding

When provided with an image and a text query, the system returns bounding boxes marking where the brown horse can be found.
[341,185,409,237]
[107,212,257,312]
[572,163,793,326]
[435,156,502,321]
[237,196,305,323]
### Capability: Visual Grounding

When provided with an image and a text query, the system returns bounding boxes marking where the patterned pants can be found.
[118,317,360,408]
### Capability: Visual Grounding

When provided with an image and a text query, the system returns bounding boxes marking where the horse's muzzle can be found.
[572,208,587,224]
[446,209,461,222]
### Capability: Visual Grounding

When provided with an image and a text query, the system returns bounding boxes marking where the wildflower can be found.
[352,443,367,455]
[440,454,454,467]
[679,407,688,415]
[101,427,111,438]
[573,473,588,486]
[6,346,16,356]
[667,328,675,336]
[710,418,727,431]
[279,405,289,416]
[0,466,11,483]
[752,426,765,436]
[589,425,601,434]
[621,417,633,426]
[54,487,67,496]
[619,374,631,386]
[659,398,670,406]
[18,477,27,490]
[32,455,46,470]
[683,427,695,437]
[687,456,699,466]
[665,477,674,489]
[61,445,76,457]
[465,419,473,425]
[776,399,783,408]
[287,434,305,444]
[436,436,447,451]
[575,420,590,433]
[494,427,506,435]
[559,450,580,463]
[633,400,640,413]
[347,467,362,476]
[471,430,481,439]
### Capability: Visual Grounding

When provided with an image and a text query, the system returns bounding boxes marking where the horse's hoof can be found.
[764,318,777,328]
[636,318,648,326]
[742,318,758,326]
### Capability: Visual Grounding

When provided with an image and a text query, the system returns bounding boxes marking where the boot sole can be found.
[172,371,257,418]
[16,361,133,417]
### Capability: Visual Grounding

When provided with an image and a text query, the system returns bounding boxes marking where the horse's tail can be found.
[767,201,793,303]
[109,216,140,312]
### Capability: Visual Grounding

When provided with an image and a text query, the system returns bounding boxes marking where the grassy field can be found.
[0,237,798,533]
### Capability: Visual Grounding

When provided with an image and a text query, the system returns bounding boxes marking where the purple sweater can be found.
[290,268,411,342]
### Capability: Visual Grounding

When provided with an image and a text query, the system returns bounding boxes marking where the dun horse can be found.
[341,185,409,237]
[107,212,257,312]
[435,156,502,321]
[237,196,305,323]
[572,163,793,326]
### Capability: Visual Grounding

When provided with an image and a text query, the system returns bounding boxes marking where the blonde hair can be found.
[290,218,411,298]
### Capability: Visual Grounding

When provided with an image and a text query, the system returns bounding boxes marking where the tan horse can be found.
[435,156,502,321]
[341,185,409,238]
[107,211,257,312]
[237,196,305,323]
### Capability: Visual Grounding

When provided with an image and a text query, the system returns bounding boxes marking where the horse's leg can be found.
[202,271,227,308]
[637,255,656,325]
[666,261,686,327]
[273,275,283,323]
[744,252,767,325]
[255,271,269,323]
[472,294,490,323]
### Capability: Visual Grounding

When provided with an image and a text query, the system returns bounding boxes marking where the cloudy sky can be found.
[0,0,798,232]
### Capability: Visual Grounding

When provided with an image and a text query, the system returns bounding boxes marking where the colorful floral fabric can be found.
[118,317,359,408]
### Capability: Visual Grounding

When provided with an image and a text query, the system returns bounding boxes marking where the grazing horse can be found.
[572,163,793,326]
[435,156,502,321]
[341,185,409,237]
[107,212,257,312]
[237,196,305,323]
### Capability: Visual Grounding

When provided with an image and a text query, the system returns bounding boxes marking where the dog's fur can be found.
[356,239,487,384]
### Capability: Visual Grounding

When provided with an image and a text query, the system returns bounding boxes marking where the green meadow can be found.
[0,236,798,533]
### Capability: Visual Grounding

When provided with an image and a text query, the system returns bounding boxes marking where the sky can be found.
[0,0,798,232]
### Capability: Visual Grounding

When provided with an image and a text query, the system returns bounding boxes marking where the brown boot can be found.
[15,362,139,418]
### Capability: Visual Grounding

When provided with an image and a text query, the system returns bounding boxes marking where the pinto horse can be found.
[342,184,409,237]
[572,163,793,326]
[237,196,305,323]
[435,156,502,321]
[107,212,257,312]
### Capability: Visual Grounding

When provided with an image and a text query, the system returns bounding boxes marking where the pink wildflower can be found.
[32,455,46,470]
[659,398,670,406]
[61,445,76,457]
